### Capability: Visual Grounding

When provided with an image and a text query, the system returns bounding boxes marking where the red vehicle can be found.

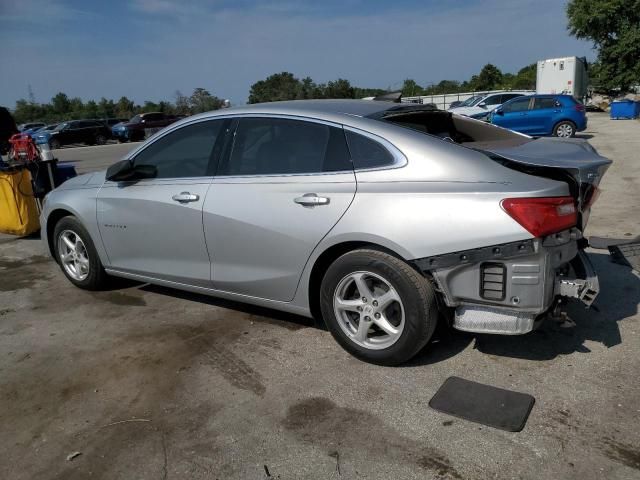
[111,112,180,142]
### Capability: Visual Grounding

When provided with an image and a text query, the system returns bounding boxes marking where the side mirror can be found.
[106,160,157,181]
[141,119,146,124]
[478,102,487,109]
[495,109,504,116]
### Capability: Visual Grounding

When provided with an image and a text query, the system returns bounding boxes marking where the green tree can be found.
[470,64,503,90]
[323,78,355,99]
[84,100,99,119]
[174,90,190,115]
[248,72,301,103]
[510,63,537,90]
[567,0,640,90]
[51,92,71,116]
[115,96,135,119]
[401,79,423,96]
[189,88,223,113]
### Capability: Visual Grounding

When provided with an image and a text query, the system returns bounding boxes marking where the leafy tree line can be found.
[11,87,224,125]
[247,72,387,103]
[400,63,537,97]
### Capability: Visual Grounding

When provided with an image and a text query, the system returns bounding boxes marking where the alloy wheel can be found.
[57,230,90,281]
[333,271,405,350]
[556,123,574,138]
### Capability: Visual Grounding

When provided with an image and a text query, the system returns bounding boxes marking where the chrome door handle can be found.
[294,193,330,207]
[172,192,200,203]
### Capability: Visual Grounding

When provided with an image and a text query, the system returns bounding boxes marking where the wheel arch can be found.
[307,240,418,324]
[45,208,77,258]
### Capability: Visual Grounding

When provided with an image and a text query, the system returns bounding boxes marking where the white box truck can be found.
[536,56,588,100]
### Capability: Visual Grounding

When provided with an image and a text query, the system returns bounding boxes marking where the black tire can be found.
[49,138,61,149]
[95,134,107,145]
[53,216,108,290]
[320,249,438,366]
[118,138,127,143]
[553,120,576,138]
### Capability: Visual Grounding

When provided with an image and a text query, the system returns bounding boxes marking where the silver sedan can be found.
[40,100,611,365]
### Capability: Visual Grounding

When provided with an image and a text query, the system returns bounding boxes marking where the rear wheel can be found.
[553,121,576,138]
[320,249,438,365]
[95,134,107,145]
[53,216,108,290]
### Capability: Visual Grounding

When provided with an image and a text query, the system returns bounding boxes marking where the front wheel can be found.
[553,121,576,138]
[53,216,108,290]
[320,249,438,365]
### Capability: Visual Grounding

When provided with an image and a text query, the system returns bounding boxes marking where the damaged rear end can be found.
[440,137,610,334]
[378,108,612,334]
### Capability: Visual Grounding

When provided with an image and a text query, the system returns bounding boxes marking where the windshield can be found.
[461,95,483,107]
[129,115,142,124]
[53,122,68,131]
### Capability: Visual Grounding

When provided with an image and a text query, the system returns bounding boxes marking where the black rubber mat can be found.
[588,236,639,272]
[429,376,535,432]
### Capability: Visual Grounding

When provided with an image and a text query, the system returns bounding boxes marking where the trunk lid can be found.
[476,137,612,230]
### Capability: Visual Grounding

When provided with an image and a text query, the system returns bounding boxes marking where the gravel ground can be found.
[0,113,638,480]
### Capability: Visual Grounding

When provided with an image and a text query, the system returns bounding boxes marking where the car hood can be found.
[448,106,489,116]
[56,170,106,190]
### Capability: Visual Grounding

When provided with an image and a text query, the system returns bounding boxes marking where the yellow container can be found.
[0,168,40,236]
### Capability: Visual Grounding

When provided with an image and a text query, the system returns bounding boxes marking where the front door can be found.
[204,116,356,302]
[495,97,534,133]
[97,119,229,285]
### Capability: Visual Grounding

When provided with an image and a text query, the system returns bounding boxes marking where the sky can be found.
[0,0,594,108]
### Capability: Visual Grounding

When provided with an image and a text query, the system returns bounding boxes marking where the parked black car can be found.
[36,120,112,149]
[0,107,18,154]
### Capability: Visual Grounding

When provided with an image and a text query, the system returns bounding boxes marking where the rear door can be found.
[204,115,356,302]
[97,119,229,285]
[528,97,560,135]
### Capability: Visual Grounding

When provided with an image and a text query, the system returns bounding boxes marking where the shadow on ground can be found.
[112,252,638,366]
[409,252,638,365]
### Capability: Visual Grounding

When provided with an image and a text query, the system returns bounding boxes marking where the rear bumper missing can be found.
[414,230,599,334]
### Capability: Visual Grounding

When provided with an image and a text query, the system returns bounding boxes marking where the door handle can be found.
[294,193,330,207]
[172,192,200,203]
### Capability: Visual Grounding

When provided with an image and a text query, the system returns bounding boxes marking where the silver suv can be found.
[40,100,610,365]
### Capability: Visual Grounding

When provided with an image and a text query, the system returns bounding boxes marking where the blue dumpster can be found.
[610,100,640,120]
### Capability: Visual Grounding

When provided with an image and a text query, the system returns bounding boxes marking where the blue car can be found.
[490,94,587,138]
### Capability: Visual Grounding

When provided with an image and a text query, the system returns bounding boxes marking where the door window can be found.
[533,98,559,110]
[219,117,351,176]
[502,98,531,113]
[484,95,503,106]
[133,120,224,178]
[345,131,395,169]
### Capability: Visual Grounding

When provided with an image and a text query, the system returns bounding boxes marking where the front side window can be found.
[133,120,224,178]
[502,98,531,113]
[484,95,503,106]
[219,117,351,176]
[533,98,559,110]
[345,130,395,170]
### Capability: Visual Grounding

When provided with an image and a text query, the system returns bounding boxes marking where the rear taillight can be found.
[574,104,585,112]
[501,197,577,238]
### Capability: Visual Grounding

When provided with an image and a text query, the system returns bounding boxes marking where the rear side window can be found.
[502,97,531,113]
[345,130,395,170]
[501,94,523,103]
[219,117,351,176]
[533,98,559,109]
[484,95,503,106]
[133,120,224,178]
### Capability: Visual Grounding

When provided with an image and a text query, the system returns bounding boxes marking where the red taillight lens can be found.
[501,197,577,238]
[574,104,585,112]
